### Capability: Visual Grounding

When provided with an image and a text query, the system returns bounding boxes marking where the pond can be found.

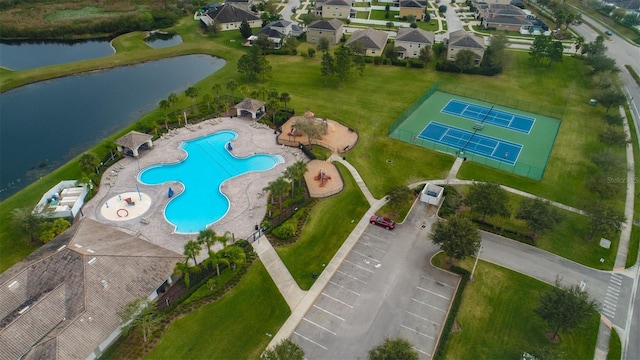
[144,32,183,49]
[0,40,114,70]
[0,54,226,201]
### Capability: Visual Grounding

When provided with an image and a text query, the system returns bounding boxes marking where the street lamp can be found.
[470,243,483,281]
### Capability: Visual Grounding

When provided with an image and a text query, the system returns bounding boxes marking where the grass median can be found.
[276,163,370,290]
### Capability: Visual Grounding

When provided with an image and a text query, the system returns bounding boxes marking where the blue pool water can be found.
[138,130,283,233]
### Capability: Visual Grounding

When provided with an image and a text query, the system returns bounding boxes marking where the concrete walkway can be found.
[330,154,377,206]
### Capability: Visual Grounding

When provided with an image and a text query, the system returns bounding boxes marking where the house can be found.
[307,19,345,45]
[226,0,252,11]
[247,20,304,48]
[399,0,427,20]
[199,4,261,31]
[0,218,183,360]
[315,0,354,19]
[446,29,485,65]
[477,3,532,32]
[33,180,88,221]
[345,28,389,57]
[395,27,434,59]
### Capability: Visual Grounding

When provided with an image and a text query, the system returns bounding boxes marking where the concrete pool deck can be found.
[82,116,302,260]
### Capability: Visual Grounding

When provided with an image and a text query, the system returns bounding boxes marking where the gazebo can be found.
[235,98,265,119]
[114,131,153,157]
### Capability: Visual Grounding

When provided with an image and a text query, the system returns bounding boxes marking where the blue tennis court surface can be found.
[441,99,535,134]
[419,122,522,165]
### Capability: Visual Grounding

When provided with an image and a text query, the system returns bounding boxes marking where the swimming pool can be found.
[138,130,283,233]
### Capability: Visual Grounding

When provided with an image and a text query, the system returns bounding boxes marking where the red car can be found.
[369,215,396,230]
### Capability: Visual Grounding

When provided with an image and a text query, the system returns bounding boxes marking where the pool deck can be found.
[82,117,302,260]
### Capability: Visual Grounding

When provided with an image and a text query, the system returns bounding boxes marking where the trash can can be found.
[589,99,597,106]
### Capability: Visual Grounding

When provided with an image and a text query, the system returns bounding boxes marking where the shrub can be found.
[272,221,297,240]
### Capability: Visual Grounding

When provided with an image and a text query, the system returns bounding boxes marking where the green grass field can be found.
[436,254,600,360]
[276,163,370,289]
[390,90,561,180]
[144,261,290,360]
[370,10,399,21]
[45,6,123,21]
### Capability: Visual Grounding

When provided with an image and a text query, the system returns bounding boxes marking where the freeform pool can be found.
[138,130,283,233]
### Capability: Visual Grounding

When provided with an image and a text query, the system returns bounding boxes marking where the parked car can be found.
[604,30,613,36]
[369,215,396,230]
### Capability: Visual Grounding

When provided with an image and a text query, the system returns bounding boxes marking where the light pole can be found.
[470,243,483,281]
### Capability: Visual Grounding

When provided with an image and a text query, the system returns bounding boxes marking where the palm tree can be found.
[279,92,291,109]
[202,93,212,112]
[264,177,290,210]
[183,239,202,266]
[159,99,170,115]
[203,251,230,277]
[212,83,222,100]
[197,229,217,255]
[174,261,194,288]
[257,86,268,101]
[218,230,234,249]
[185,86,199,110]
[284,166,297,196]
[224,246,246,271]
[574,35,585,55]
[238,84,250,99]
[226,79,238,105]
[78,152,100,175]
[168,92,178,111]
[291,160,308,189]
[268,88,279,100]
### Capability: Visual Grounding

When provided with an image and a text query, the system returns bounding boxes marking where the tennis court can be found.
[419,122,521,165]
[441,99,535,134]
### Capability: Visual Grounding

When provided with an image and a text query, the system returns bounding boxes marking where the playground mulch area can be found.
[304,160,343,198]
[389,91,561,180]
[278,117,358,154]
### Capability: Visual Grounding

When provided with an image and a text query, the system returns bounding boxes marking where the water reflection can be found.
[0,40,114,70]
[144,32,183,49]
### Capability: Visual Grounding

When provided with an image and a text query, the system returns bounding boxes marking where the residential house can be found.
[248,20,304,48]
[315,0,354,19]
[200,4,261,31]
[345,28,389,57]
[476,3,532,32]
[446,29,485,65]
[307,19,345,45]
[395,27,434,59]
[226,0,252,11]
[0,218,183,360]
[399,0,427,20]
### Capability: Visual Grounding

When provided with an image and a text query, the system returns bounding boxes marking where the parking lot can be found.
[290,202,460,359]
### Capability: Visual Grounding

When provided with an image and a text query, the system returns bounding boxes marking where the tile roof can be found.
[396,28,434,44]
[114,130,152,150]
[448,29,485,49]
[206,4,260,23]
[236,98,265,112]
[0,219,183,360]
[345,28,389,50]
[308,19,344,31]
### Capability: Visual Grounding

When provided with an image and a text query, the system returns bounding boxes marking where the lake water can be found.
[0,54,226,201]
[0,40,115,70]
[144,33,183,49]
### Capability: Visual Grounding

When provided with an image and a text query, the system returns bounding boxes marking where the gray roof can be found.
[236,98,265,112]
[484,16,531,25]
[206,4,260,23]
[114,130,152,150]
[345,28,389,50]
[323,0,352,5]
[308,19,344,31]
[400,0,426,8]
[269,20,292,28]
[0,219,183,360]
[396,28,434,45]
[448,29,485,49]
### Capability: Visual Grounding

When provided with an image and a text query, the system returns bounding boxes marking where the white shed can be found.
[420,183,444,205]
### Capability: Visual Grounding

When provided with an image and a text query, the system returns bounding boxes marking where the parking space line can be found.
[421,275,455,289]
[363,232,391,244]
[358,241,388,253]
[417,286,451,300]
[303,318,337,335]
[352,249,381,263]
[344,259,374,273]
[337,270,368,284]
[293,331,328,350]
[400,324,434,339]
[406,311,441,326]
[413,347,431,357]
[412,298,446,312]
[321,292,354,308]
[329,280,361,296]
[313,304,346,321]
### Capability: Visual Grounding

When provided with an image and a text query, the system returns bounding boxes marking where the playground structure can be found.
[314,168,332,187]
[277,116,358,154]
[124,197,136,206]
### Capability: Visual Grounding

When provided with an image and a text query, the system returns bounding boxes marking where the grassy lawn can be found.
[370,9,399,21]
[457,53,627,212]
[356,10,370,19]
[276,163,369,290]
[626,105,640,222]
[628,225,640,268]
[434,253,600,360]
[144,261,290,360]
[417,20,440,32]
[45,6,122,21]
[607,327,622,360]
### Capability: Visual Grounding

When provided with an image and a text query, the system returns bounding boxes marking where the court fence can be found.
[389,128,546,180]
[388,81,440,135]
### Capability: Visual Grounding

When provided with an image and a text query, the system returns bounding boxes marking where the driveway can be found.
[290,201,460,359]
